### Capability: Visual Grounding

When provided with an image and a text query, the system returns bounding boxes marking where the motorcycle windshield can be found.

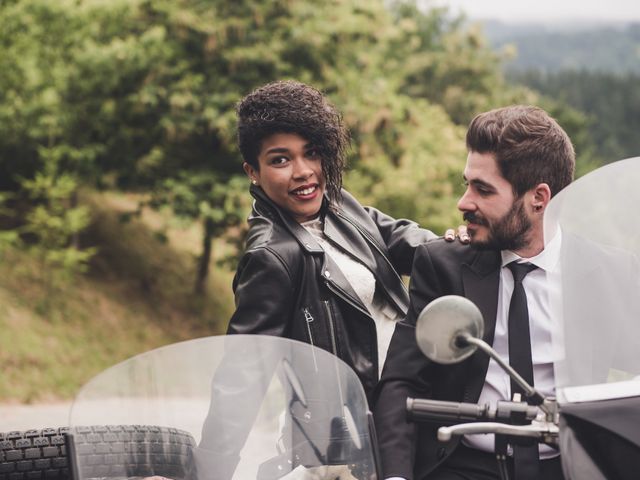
[544,157,640,402]
[66,334,377,480]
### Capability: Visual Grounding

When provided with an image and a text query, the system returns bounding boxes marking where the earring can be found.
[251,180,258,185]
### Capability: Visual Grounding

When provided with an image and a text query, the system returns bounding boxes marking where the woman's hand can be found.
[444,225,470,244]
[279,465,357,480]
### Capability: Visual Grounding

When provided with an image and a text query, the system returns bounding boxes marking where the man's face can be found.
[457,151,532,251]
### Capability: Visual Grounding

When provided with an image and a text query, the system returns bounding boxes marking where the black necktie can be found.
[506,261,539,479]
[507,261,537,394]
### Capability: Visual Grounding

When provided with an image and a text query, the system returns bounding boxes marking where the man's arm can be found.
[374,243,445,479]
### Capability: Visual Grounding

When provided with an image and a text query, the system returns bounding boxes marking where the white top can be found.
[301,218,399,377]
[463,232,562,458]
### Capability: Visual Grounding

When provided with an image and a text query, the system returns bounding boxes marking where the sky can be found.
[429,0,640,23]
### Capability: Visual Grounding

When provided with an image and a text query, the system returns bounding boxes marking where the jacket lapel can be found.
[323,212,378,273]
[461,250,501,402]
[325,208,409,315]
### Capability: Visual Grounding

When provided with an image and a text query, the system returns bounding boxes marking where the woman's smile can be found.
[290,183,320,198]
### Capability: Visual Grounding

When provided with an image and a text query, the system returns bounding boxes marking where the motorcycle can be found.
[407,157,640,479]
[63,334,381,480]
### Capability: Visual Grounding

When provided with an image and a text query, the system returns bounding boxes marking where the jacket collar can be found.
[250,184,324,254]
[250,185,378,271]
[249,185,389,315]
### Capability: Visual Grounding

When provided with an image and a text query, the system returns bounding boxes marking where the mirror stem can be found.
[457,333,549,412]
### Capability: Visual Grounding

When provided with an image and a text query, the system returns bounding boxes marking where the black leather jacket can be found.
[227,185,436,401]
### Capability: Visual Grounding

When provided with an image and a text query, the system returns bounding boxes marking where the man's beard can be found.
[464,198,532,251]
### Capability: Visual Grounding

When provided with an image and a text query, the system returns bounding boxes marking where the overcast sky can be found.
[429,0,640,23]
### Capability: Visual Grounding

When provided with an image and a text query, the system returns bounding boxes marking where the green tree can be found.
[0,0,97,275]
[54,0,472,277]
[386,1,527,126]
[2,0,599,298]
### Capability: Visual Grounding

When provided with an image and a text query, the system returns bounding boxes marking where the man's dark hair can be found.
[236,80,350,203]
[466,105,575,197]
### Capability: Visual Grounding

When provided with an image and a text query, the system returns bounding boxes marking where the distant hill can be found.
[478,20,640,74]
[466,18,640,163]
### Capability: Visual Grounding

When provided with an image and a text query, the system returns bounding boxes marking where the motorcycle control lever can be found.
[437,420,560,446]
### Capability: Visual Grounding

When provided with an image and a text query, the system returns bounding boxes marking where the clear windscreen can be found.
[67,334,376,480]
[544,158,640,403]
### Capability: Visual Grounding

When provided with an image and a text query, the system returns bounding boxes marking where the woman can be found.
[227,80,462,402]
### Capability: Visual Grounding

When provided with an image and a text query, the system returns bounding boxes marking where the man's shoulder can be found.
[420,237,481,262]
[414,239,500,281]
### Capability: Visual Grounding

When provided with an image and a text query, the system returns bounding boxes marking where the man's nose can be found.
[457,189,475,212]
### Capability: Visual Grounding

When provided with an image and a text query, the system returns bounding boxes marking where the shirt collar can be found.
[500,229,562,272]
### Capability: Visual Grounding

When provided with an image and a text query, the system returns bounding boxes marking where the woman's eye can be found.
[270,156,288,165]
[306,149,320,159]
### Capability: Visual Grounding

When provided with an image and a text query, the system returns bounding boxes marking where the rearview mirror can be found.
[415,295,484,364]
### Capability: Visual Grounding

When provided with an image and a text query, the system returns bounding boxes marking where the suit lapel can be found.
[461,250,501,402]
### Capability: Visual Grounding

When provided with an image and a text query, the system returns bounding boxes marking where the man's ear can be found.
[243,162,258,185]
[531,183,552,213]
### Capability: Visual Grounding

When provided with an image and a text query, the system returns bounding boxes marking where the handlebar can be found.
[406,398,539,425]
[407,397,559,448]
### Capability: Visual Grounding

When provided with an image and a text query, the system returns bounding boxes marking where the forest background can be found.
[1,0,638,402]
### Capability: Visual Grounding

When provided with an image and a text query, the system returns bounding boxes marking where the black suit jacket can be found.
[373,239,502,480]
[374,233,640,480]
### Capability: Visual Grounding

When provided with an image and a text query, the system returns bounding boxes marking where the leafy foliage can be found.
[0,0,588,300]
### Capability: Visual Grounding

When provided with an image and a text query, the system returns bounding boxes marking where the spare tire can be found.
[1,427,70,480]
[1,426,196,480]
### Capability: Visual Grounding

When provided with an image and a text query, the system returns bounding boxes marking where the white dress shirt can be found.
[463,233,561,457]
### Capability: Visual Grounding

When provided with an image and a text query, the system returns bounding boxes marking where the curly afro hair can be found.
[236,80,350,203]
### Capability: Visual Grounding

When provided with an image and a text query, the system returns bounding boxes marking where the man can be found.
[374,105,575,480]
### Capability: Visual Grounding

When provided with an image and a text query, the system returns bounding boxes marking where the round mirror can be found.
[415,295,484,364]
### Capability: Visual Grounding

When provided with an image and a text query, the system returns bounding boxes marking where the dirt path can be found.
[0,402,72,432]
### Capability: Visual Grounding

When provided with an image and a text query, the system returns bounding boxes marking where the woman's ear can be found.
[243,162,258,186]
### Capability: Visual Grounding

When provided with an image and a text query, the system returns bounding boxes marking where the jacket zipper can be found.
[323,300,339,357]
[303,308,316,348]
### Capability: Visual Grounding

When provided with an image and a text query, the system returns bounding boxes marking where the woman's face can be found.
[244,132,326,223]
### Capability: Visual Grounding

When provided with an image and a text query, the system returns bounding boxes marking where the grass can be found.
[0,191,237,403]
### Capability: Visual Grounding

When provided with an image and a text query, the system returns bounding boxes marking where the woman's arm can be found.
[365,207,469,277]
[364,206,437,276]
[227,247,295,336]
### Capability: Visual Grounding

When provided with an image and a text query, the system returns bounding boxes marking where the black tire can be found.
[1,427,70,480]
[1,426,196,480]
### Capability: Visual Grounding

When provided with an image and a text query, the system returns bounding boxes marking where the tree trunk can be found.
[195,217,214,295]
[70,188,80,249]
